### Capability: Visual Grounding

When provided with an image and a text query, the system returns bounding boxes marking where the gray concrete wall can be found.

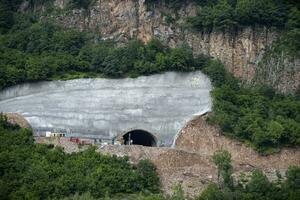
[0,72,212,146]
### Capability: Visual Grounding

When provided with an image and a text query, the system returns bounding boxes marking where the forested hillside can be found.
[0,9,207,90]
[146,0,299,30]
[0,1,300,199]
[0,0,300,153]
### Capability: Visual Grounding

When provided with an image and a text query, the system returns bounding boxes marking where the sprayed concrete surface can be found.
[0,71,212,146]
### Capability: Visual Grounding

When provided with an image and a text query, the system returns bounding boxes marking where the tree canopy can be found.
[0,114,161,199]
[0,14,208,90]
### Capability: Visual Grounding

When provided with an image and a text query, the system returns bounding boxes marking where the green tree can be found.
[251,120,283,153]
[212,150,233,189]
[136,160,160,193]
[246,169,273,198]
[285,166,300,191]
[212,0,237,30]
[202,60,226,87]
[168,47,195,71]
[197,183,227,200]
[0,0,14,33]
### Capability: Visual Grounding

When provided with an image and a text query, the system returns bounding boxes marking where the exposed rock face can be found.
[255,50,300,93]
[51,0,299,93]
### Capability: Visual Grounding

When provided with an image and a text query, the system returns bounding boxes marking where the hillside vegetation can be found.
[0,14,206,90]
[146,0,299,29]
[0,1,300,154]
[0,114,160,199]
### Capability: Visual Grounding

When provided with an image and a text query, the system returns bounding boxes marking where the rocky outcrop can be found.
[4,113,32,129]
[49,0,300,93]
[255,49,300,93]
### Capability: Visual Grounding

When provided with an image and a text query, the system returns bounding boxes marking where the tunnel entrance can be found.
[123,130,157,147]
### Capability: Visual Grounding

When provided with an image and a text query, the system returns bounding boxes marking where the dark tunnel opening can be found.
[123,130,157,147]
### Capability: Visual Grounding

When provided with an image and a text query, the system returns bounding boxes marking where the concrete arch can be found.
[116,129,158,147]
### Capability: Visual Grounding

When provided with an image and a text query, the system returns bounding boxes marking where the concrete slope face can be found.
[0,72,212,146]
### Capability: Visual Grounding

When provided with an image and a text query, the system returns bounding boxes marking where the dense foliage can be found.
[0,0,22,33]
[0,114,160,199]
[203,60,300,154]
[0,0,55,33]
[0,14,207,90]
[146,0,300,30]
[212,150,233,189]
[188,0,299,30]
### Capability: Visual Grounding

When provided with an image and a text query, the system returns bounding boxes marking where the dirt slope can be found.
[176,114,300,176]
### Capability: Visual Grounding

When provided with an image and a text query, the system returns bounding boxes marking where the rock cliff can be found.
[47,0,300,93]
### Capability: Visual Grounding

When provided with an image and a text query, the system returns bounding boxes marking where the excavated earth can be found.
[5,113,32,129]
[34,114,300,197]
[176,114,300,172]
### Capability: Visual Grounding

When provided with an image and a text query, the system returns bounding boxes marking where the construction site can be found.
[31,114,300,196]
[1,72,300,196]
